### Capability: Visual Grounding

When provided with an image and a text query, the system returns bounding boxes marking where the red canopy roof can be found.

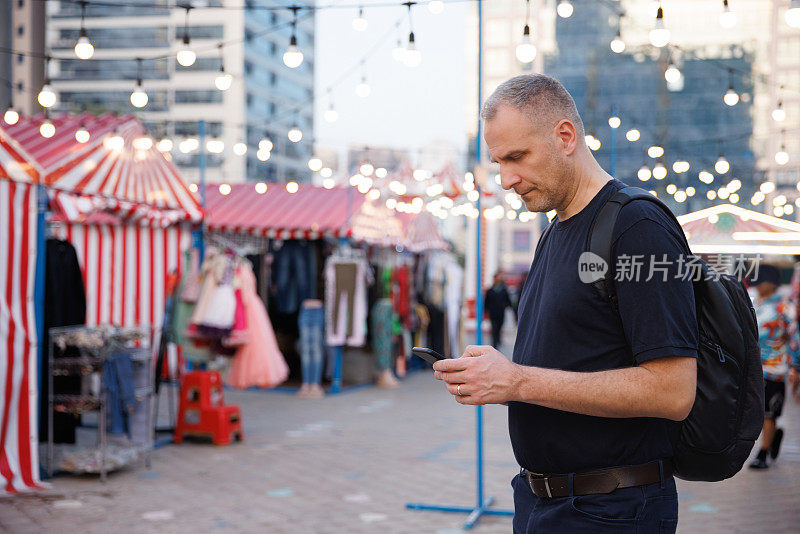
[1,113,201,222]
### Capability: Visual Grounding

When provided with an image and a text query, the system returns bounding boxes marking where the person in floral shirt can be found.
[750,264,800,469]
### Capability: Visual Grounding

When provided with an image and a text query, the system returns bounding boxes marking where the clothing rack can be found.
[205,234,259,258]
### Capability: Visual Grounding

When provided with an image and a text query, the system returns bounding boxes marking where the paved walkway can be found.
[2,341,800,532]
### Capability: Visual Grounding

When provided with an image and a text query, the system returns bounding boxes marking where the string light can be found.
[356,74,371,98]
[352,7,368,32]
[255,182,268,194]
[626,128,640,142]
[653,162,667,179]
[75,124,90,143]
[699,170,714,184]
[674,190,687,203]
[666,184,677,195]
[157,138,173,152]
[647,145,664,158]
[786,0,800,28]
[38,58,56,108]
[392,37,407,62]
[517,0,536,64]
[325,103,339,123]
[730,193,739,203]
[130,58,148,108]
[707,190,717,201]
[649,5,670,48]
[638,165,651,181]
[214,45,233,91]
[40,117,55,138]
[74,1,94,60]
[557,0,574,18]
[206,139,224,154]
[776,131,789,165]
[724,69,739,106]
[672,160,690,173]
[219,183,231,195]
[176,6,196,67]
[760,181,776,194]
[233,142,247,156]
[323,178,335,189]
[664,60,682,84]
[608,116,621,129]
[257,149,271,161]
[428,0,444,14]
[321,167,333,178]
[404,2,421,67]
[3,105,19,126]
[720,0,737,28]
[288,124,303,143]
[259,137,273,151]
[610,27,625,53]
[715,155,730,174]
[283,7,304,68]
[773,88,786,121]
[309,157,323,171]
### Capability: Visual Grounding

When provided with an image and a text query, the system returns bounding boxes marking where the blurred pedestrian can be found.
[484,271,513,349]
[749,264,800,469]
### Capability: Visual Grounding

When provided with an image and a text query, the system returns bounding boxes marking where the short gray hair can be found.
[481,74,585,136]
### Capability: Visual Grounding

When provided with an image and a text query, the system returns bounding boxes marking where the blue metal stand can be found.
[406,1,513,528]
[330,345,344,394]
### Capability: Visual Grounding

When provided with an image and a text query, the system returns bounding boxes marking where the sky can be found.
[313,0,471,168]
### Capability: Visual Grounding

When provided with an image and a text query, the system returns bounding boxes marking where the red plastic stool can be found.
[174,370,243,445]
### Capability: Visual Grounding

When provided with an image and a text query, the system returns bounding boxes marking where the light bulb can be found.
[653,162,668,180]
[40,120,55,138]
[288,125,302,143]
[206,139,224,154]
[324,105,339,123]
[176,37,196,67]
[74,32,94,60]
[309,157,323,171]
[255,182,268,194]
[715,156,730,174]
[219,183,231,195]
[233,142,247,156]
[392,39,407,62]
[647,145,664,159]
[360,163,374,176]
[352,8,368,32]
[130,86,148,108]
[405,32,421,67]
[75,127,90,143]
[106,135,124,152]
[133,137,153,151]
[259,138,273,151]
[649,7,670,47]
[626,128,640,142]
[773,104,786,122]
[428,0,444,14]
[516,25,536,64]
[257,149,270,161]
[37,84,56,108]
[720,0,737,28]
[4,108,19,125]
[664,64,682,84]
[283,35,303,68]
[608,116,621,129]
[610,33,625,54]
[557,0,574,18]
[675,190,687,203]
[157,138,173,152]
[724,88,739,106]
[776,149,789,165]
[638,165,651,181]
[323,178,335,189]
[287,181,299,193]
[356,77,371,98]
[787,0,800,27]
[699,171,714,184]
[214,72,233,91]
[321,167,333,178]
[666,184,677,195]
[686,186,696,197]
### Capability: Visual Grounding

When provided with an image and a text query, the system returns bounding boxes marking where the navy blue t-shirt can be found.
[509,179,698,474]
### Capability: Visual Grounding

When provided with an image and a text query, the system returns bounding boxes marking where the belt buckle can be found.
[543,477,553,498]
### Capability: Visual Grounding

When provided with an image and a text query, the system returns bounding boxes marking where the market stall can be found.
[0,113,201,493]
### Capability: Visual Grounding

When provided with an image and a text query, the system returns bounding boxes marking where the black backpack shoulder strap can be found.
[588,185,691,309]
[534,216,557,260]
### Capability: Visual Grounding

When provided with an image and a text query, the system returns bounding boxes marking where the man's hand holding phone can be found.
[432,345,521,406]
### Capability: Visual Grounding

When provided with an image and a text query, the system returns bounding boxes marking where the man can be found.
[749,264,799,469]
[433,74,697,533]
[484,272,513,349]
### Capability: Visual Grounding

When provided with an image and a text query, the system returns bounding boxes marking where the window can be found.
[270,72,276,86]
[17,26,24,36]
[270,42,277,56]
[174,90,223,104]
[17,0,24,8]
[17,54,23,64]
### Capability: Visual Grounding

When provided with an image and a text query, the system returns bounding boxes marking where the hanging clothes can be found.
[370,298,394,372]
[41,238,86,444]
[325,256,373,346]
[180,248,202,303]
[197,253,237,337]
[444,258,464,356]
[272,240,316,314]
[226,264,289,389]
[298,300,325,386]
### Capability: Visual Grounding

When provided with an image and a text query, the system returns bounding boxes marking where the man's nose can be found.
[499,170,520,190]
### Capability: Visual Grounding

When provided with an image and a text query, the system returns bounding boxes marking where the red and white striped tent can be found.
[677,204,800,255]
[204,182,404,246]
[0,126,43,495]
[0,113,199,495]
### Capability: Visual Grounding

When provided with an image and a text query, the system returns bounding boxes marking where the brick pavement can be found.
[2,346,800,532]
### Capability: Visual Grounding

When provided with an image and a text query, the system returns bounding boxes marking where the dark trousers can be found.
[511,468,678,533]
[490,316,504,349]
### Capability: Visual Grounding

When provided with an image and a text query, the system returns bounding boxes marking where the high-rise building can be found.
[6,0,46,116]
[45,0,315,184]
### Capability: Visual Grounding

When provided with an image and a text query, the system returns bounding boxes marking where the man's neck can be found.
[556,157,613,222]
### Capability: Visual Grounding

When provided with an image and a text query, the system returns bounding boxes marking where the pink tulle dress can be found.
[225,265,289,389]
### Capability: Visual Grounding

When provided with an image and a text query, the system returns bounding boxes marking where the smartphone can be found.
[412,347,447,365]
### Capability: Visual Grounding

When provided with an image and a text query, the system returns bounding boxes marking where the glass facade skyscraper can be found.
[47,0,315,184]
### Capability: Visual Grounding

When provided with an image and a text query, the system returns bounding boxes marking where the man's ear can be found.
[554,119,578,156]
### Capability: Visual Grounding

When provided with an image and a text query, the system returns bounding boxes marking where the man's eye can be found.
[509,154,522,160]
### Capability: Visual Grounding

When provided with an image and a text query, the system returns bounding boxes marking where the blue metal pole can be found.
[197,120,207,262]
[609,104,617,177]
[474,0,485,514]
[34,184,47,465]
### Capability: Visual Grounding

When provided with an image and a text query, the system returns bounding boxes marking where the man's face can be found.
[484,105,573,213]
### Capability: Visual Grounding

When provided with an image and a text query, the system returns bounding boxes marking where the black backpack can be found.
[536,185,764,482]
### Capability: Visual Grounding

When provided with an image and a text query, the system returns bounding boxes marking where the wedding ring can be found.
[457,384,462,396]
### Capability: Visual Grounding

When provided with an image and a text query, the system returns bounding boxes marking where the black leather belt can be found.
[524,460,670,499]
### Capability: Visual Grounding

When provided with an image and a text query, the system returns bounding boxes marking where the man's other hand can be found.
[432,345,522,405]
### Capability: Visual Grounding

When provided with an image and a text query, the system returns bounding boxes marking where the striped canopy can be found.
[205,183,404,245]
[1,113,201,222]
[678,204,800,255]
